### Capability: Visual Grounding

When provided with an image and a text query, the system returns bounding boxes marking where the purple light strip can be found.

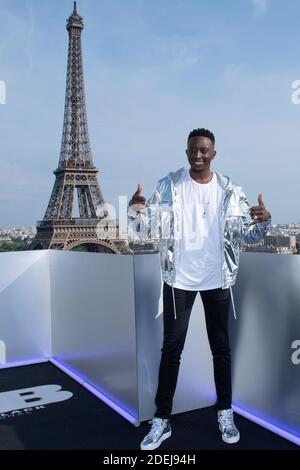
[233,404,300,446]
[50,358,139,426]
[0,357,48,369]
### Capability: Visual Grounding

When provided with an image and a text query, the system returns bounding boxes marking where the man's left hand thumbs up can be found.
[249,193,271,225]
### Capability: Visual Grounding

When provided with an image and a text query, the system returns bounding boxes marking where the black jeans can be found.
[154,282,232,419]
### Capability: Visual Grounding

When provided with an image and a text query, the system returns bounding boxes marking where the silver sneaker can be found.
[217,408,240,444]
[140,417,172,450]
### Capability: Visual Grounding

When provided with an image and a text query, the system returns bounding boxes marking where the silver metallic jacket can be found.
[128,167,271,318]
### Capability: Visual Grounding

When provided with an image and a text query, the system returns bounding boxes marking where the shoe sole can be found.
[140,430,172,450]
[220,427,240,444]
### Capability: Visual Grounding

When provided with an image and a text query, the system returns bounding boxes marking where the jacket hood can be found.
[168,166,232,191]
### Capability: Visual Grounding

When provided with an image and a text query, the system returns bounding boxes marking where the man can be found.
[128,128,271,450]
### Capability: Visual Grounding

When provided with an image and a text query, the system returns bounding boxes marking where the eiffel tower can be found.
[32,2,131,254]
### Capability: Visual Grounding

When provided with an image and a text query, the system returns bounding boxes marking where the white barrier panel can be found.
[133,254,215,422]
[231,253,300,441]
[50,251,140,420]
[0,251,51,365]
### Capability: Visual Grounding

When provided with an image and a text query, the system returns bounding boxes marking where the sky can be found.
[1,0,300,227]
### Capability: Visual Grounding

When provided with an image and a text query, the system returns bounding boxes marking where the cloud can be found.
[251,0,269,17]
[1,0,299,227]
[168,41,202,71]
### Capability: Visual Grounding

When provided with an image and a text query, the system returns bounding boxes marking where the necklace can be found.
[191,173,214,219]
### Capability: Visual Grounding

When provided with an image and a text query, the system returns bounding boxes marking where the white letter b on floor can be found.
[0,385,73,413]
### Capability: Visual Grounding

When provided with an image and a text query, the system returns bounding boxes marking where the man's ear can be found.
[212,150,217,160]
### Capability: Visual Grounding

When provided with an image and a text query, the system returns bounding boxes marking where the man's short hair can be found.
[187,128,215,145]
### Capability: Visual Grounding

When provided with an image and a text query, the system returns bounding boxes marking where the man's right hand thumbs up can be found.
[129,183,146,209]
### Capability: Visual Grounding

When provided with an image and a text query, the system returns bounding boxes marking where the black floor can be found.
[0,363,298,451]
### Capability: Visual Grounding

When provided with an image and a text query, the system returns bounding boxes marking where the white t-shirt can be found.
[170,168,223,291]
